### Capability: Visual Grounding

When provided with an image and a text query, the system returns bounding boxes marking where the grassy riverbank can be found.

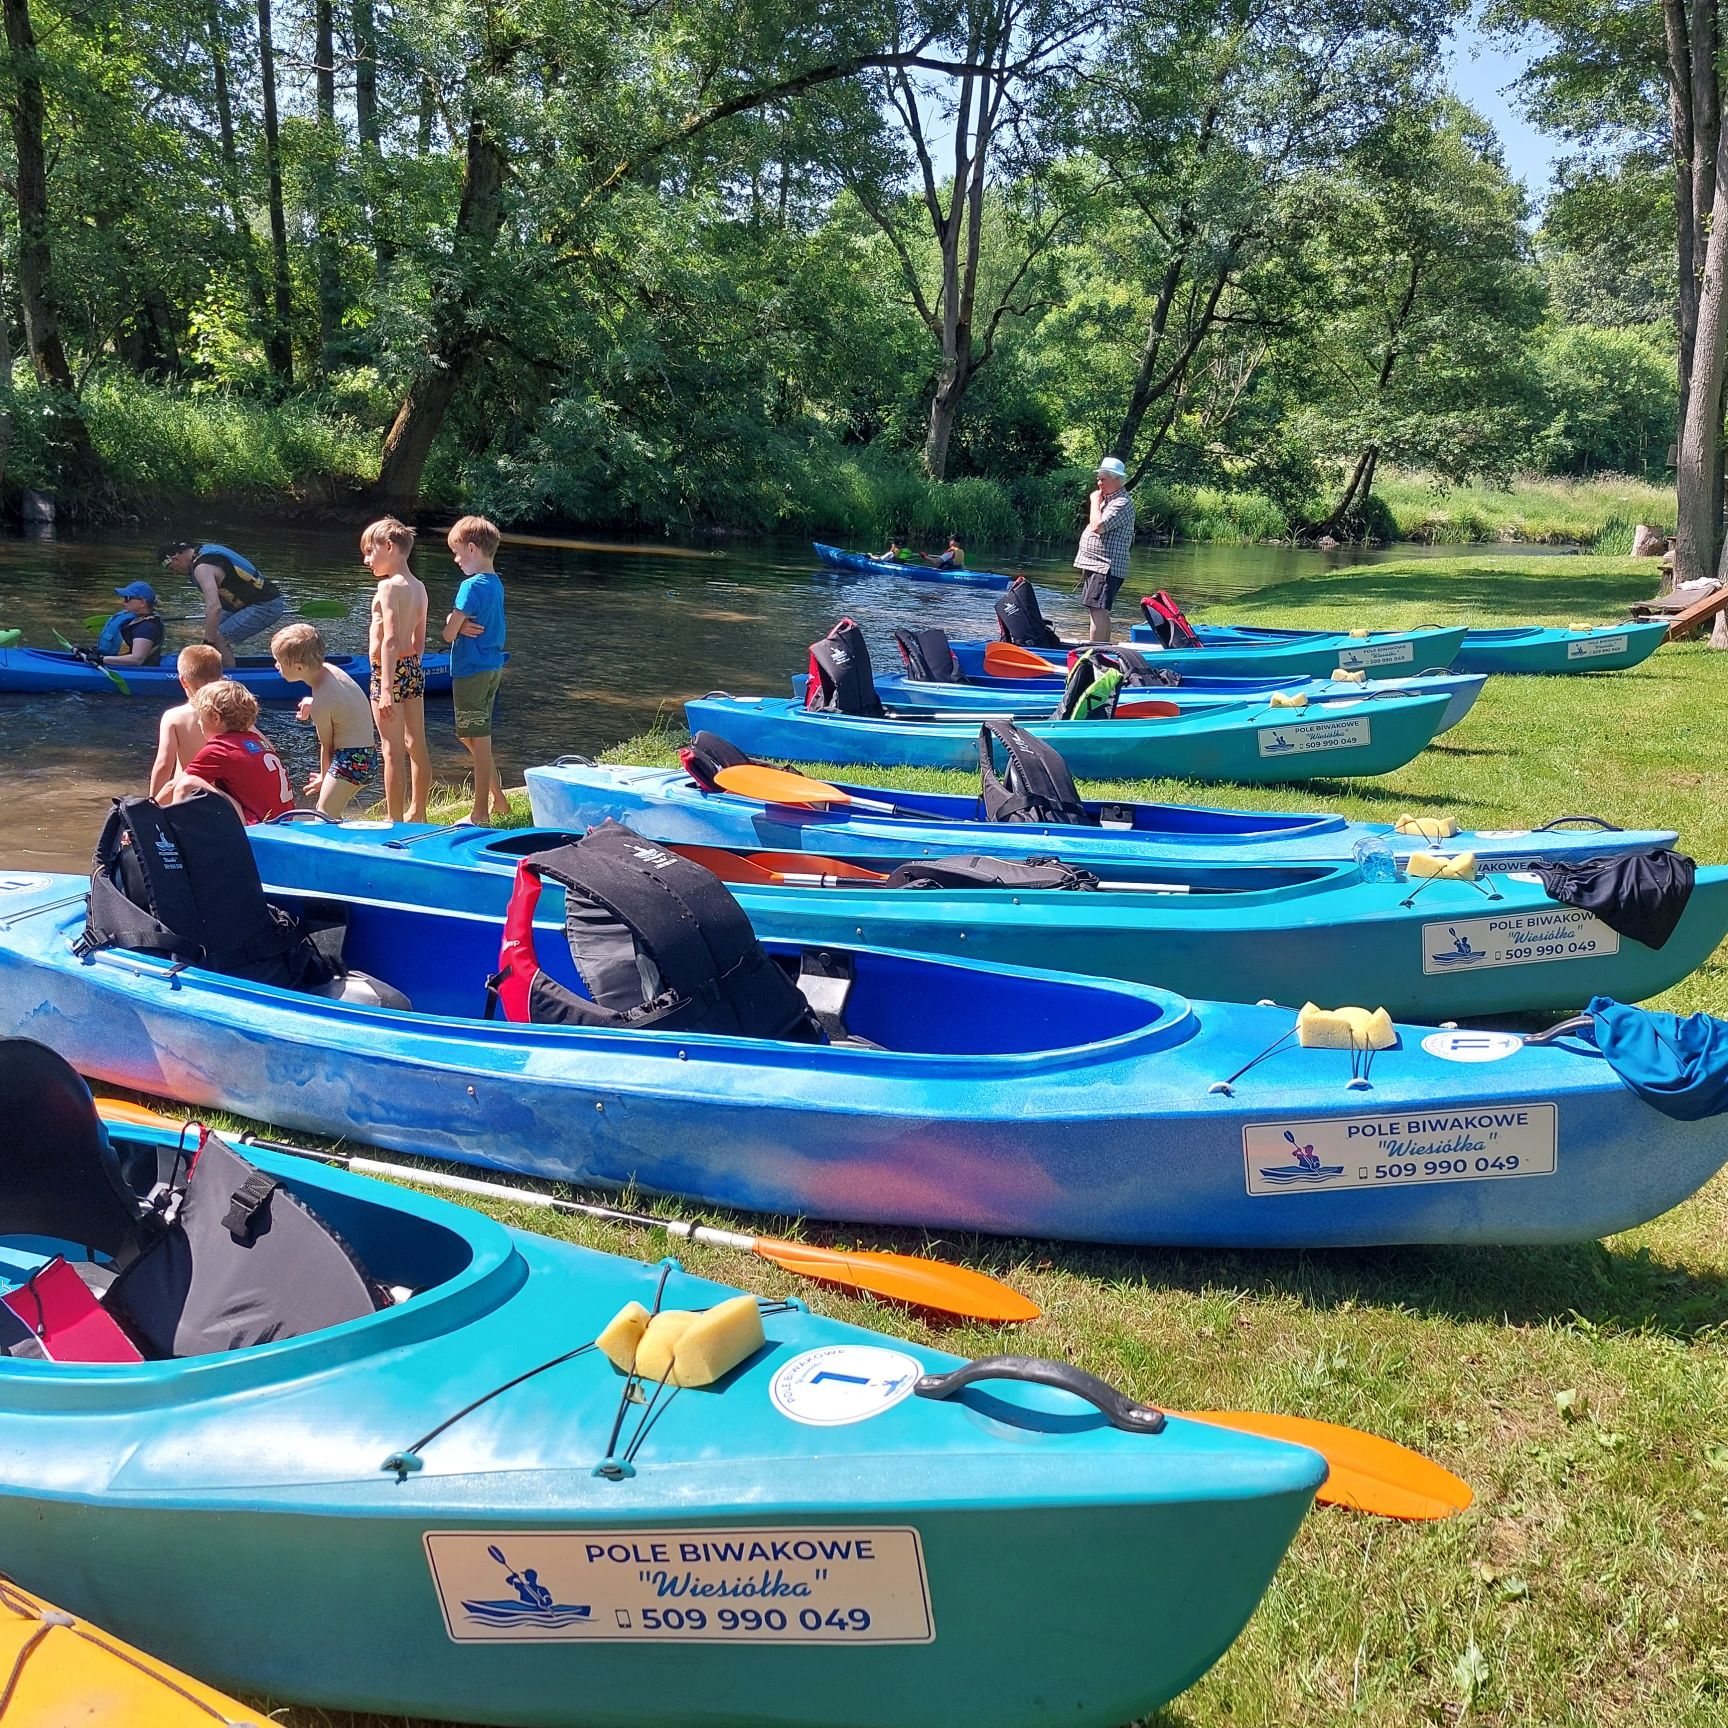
[6,377,1671,551]
[124,550,1728,1728]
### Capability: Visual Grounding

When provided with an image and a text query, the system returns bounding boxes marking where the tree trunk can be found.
[923,352,973,481]
[257,0,294,384]
[3,0,100,487]
[352,0,393,274]
[374,117,507,509]
[313,0,341,368]
[0,212,13,495]
[208,0,271,334]
[1675,138,1728,585]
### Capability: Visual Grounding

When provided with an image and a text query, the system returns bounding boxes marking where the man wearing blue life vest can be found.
[158,541,286,668]
[82,581,166,668]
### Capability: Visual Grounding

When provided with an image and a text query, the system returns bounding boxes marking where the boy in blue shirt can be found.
[442,514,510,825]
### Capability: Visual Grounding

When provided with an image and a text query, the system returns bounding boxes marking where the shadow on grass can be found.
[1243,561,1651,621]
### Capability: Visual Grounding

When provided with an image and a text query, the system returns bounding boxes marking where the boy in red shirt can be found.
[170,679,295,825]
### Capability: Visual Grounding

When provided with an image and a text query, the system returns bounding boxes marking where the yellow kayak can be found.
[0,1574,257,1725]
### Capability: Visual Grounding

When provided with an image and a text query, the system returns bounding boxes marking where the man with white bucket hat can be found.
[1074,455,1136,642]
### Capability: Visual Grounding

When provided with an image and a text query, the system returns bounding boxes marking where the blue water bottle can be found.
[1352,833,1399,884]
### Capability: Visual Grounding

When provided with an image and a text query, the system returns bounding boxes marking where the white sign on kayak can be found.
[770,1346,922,1427]
[425,1527,935,1645]
[1336,639,1415,667]
[1243,1105,1556,1197]
[1565,634,1628,660]
[1421,909,1619,974]
[1256,716,1371,758]
[1420,1030,1525,1063]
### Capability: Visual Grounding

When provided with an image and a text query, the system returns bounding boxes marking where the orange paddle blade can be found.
[714,763,852,808]
[92,1097,169,1128]
[677,846,889,888]
[750,1238,1040,1322]
[983,641,1061,678]
[1177,1410,1473,1520]
[742,850,888,882]
[1110,699,1180,720]
[674,845,781,885]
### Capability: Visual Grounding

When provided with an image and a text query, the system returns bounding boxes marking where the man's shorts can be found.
[217,594,287,645]
[453,667,504,738]
[370,655,426,705]
[1077,567,1125,612]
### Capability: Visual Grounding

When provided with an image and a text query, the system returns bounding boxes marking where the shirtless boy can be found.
[362,516,430,823]
[271,622,378,817]
[148,644,224,799]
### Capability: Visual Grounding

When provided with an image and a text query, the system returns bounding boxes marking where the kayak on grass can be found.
[0,1039,1321,1728]
[836,668,1487,735]
[812,541,1010,590]
[0,643,457,701]
[1451,622,1669,675]
[246,815,1728,1023]
[687,688,1453,782]
[525,755,1682,870]
[0,1571,257,1726]
[6,812,1728,1249]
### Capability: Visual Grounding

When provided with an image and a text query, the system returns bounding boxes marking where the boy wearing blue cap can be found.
[85,583,166,668]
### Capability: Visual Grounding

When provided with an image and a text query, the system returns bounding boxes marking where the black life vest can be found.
[1087,645,1179,687]
[488,821,825,1043]
[680,730,755,793]
[892,626,965,684]
[805,619,884,716]
[1138,590,1201,649]
[881,856,1099,891]
[80,793,346,990]
[976,719,1095,826]
[1054,653,1126,721]
[105,1127,386,1358]
[194,543,282,611]
[995,576,1063,647]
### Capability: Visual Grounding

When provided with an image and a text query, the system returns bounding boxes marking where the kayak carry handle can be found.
[1523,1013,1594,1047]
[914,1356,1166,1433]
[266,809,339,825]
[1532,815,1623,832]
[552,754,596,767]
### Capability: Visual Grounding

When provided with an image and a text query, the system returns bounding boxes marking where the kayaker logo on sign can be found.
[1243,1104,1557,1197]
[425,1527,935,1645]
[1336,639,1415,668]
[1422,909,1619,974]
[1565,634,1628,660]
[1257,717,1370,758]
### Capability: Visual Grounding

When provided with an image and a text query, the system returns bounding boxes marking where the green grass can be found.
[1376,474,1675,551]
[117,551,1728,1727]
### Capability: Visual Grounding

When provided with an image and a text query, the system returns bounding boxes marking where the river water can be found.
[0,520,1431,870]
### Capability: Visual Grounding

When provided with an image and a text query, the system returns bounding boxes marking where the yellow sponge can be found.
[1348,628,1370,638]
[1393,813,1460,840]
[1268,690,1308,709]
[598,1301,652,1373]
[1406,850,1477,881]
[661,1294,766,1388]
[1330,667,1367,682]
[634,1310,699,1383]
[1297,1002,1396,1050]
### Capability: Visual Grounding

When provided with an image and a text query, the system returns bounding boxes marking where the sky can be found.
[1443,14,1562,202]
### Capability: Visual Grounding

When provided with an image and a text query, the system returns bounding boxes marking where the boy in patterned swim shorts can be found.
[362,516,431,823]
[272,622,380,817]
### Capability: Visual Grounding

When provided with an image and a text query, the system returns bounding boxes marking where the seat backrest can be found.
[679,731,754,793]
[806,620,884,716]
[976,720,1095,826]
[995,578,1062,648]
[892,626,964,684]
[0,1040,146,1258]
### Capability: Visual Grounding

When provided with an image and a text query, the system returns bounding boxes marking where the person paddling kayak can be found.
[80,581,165,669]
[158,541,286,668]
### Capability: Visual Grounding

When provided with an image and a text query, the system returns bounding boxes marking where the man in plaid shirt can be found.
[1074,456,1136,642]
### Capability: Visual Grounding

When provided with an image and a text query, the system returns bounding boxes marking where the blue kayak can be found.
[2,869,1724,1248]
[526,759,1682,871]
[0,1079,1323,1727]
[813,542,1010,590]
[954,625,1467,681]
[1451,622,1669,675]
[844,669,1487,735]
[0,644,457,702]
[248,819,1728,1022]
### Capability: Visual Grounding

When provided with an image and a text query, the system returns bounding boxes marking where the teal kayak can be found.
[0,1046,1323,1726]
[813,541,1009,590]
[1450,622,1668,675]
[249,820,1728,1021]
[685,691,1454,781]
